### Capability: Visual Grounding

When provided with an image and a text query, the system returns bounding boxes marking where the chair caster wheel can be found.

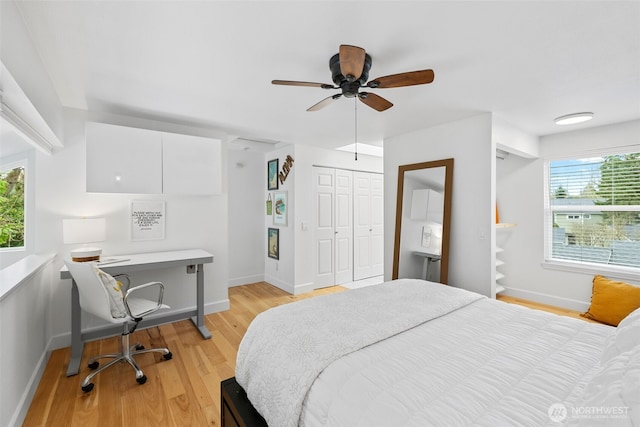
[135,344,145,350]
[88,361,99,370]
[136,375,147,385]
[81,383,94,393]
[164,352,173,360]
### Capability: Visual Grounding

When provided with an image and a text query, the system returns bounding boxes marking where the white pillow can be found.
[569,344,640,426]
[96,267,128,318]
[601,307,640,364]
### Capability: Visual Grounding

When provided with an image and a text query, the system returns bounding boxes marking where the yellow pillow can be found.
[581,275,640,326]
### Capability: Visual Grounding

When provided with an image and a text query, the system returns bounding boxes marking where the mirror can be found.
[392,158,453,284]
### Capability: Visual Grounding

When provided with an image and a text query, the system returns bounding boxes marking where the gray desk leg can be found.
[66,279,83,376]
[191,263,212,339]
[422,258,429,281]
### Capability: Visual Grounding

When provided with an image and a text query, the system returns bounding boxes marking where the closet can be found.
[313,167,383,287]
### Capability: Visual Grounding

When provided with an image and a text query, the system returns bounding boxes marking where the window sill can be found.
[542,259,640,283]
[0,253,55,303]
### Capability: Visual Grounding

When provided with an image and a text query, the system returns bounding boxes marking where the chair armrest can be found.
[123,281,165,319]
[112,274,131,292]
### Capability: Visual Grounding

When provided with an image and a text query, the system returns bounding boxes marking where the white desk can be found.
[60,249,214,376]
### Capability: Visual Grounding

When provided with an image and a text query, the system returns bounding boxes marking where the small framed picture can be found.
[268,227,279,259]
[131,200,165,241]
[267,158,279,190]
[273,191,287,226]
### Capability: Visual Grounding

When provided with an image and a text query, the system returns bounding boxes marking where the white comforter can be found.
[236,279,614,427]
[300,297,613,427]
[235,279,484,427]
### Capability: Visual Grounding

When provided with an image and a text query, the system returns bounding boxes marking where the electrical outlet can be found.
[186,265,196,274]
[275,262,278,271]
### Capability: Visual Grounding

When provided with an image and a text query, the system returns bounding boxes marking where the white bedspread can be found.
[300,297,614,427]
[235,279,484,427]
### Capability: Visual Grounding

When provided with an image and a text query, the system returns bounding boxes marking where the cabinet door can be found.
[86,122,162,193]
[162,132,222,195]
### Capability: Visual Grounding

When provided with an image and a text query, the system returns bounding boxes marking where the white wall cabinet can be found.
[86,122,163,194]
[410,188,444,223]
[86,122,221,194]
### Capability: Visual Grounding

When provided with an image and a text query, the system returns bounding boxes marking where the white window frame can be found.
[0,150,34,269]
[542,148,640,281]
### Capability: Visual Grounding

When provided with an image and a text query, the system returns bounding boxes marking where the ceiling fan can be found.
[272,44,435,112]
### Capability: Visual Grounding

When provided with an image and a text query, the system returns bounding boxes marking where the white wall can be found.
[1,2,62,425]
[263,145,297,292]
[228,149,265,286]
[497,120,640,310]
[0,258,54,427]
[261,144,383,294]
[1,1,63,140]
[41,108,230,344]
[385,114,495,297]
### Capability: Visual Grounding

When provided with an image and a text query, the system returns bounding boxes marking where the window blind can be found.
[546,152,640,270]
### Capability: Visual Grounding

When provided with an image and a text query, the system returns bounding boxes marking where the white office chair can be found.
[65,259,173,392]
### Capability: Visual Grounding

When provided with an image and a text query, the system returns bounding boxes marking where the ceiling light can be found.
[554,112,594,126]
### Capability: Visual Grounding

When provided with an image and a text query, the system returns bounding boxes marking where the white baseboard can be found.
[228,274,264,288]
[9,348,50,427]
[500,286,590,312]
[293,282,315,295]
[264,275,294,294]
[205,299,230,314]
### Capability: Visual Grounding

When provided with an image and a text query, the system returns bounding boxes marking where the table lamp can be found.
[63,217,106,262]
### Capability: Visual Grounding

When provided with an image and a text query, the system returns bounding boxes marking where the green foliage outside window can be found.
[0,166,25,248]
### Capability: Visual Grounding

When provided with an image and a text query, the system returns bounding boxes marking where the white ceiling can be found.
[15,1,640,150]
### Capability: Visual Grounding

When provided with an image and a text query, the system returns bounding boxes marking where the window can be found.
[545,152,640,271]
[0,162,26,249]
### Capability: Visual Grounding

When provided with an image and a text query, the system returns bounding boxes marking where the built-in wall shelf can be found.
[495,224,516,296]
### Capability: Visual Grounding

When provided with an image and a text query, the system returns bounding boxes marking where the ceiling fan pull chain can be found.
[354,97,358,161]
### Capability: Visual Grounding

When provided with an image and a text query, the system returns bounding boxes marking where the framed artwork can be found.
[268,227,279,259]
[273,191,287,226]
[267,158,279,190]
[131,200,165,241]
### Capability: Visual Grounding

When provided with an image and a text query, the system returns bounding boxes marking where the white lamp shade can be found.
[63,218,106,244]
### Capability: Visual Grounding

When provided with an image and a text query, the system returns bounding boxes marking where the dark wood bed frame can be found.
[221,377,268,427]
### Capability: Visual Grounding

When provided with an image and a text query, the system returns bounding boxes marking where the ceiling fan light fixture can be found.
[554,112,594,125]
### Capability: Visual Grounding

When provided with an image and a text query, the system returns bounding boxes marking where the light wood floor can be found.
[23,282,590,427]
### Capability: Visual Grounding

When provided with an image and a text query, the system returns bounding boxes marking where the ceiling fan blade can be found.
[359,92,393,112]
[339,45,366,81]
[368,69,435,88]
[307,94,342,112]
[272,80,335,89]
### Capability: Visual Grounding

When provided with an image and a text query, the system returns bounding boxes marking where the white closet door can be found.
[334,169,353,284]
[313,167,336,287]
[353,172,372,280]
[370,173,384,277]
[354,171,384,280]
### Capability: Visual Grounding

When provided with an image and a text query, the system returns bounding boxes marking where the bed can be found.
[221,279,640,426]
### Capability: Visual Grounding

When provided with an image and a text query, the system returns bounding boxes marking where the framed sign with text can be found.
[131,200,165,241]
